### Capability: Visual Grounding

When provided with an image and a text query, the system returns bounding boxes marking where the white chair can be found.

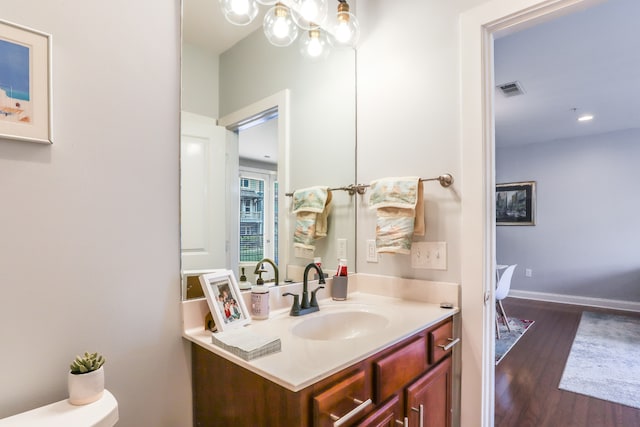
[495,264,517,339]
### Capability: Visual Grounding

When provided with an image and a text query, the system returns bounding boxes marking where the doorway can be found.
[218,90,290,281]
[460,0,607,426]
[492,0,640,423]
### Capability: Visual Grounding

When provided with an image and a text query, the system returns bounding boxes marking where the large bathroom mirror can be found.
[180,0,357,299]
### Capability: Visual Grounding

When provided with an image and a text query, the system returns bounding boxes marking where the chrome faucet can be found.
[283,262,325,316]
[254,258,279,286]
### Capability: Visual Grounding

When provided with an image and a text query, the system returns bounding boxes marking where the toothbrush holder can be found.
[331,275,348,301]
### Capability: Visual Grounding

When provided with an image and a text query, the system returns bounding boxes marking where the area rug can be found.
[558,311,640,409]
[495,318,535,364]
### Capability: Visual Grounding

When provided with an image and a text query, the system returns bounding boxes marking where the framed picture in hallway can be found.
[496,181,536,225]
[199,270,251,332]
[0,19,52,144]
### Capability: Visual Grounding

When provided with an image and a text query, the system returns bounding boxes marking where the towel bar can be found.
[285,174,454,197]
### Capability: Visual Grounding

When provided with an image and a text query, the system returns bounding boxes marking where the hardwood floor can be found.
[494,298,640,427]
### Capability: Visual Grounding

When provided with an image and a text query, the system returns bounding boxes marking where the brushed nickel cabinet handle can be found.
[411,404,424,427]
[437,337,461,351]
[395,416,409,426]
[330,398,372,427]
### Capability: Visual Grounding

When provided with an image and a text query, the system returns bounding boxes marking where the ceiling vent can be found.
[497,81,525,97]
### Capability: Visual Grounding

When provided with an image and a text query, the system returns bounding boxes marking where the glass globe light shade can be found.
[256,0,277,4]
[263,3,298,47]
[299,28,330,61]
[291,0,328,30]
[330,10,360,47]
[219,0,259,26]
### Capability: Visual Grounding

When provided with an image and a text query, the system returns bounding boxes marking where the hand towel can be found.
[368,177,424,254]
[292,186,332,251]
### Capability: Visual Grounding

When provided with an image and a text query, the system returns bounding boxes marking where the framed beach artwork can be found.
[496,181,536,226]
[0,19,52,144]
[199,270,251,332]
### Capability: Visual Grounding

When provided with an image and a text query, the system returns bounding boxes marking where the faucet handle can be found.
[310,286,324,308]
[282,292,301,316]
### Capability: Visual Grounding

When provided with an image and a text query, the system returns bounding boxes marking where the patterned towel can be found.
[369,177,424,254]
[292,186,332,251]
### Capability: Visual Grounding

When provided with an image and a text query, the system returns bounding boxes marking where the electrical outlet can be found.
[366,239,378,263]
[337,238,347,260]
[525,268,533,277]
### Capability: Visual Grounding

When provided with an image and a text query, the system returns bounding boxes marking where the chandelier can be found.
[219,0,360,60]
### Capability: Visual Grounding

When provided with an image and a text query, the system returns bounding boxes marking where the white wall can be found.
[356,0,487,281]
[357,1,491,425]
[497,128,640,301]
[0,1,191,426]
[182,42,218,118]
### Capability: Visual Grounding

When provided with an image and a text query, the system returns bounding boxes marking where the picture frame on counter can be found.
[0,19,53,144]
[199,270,251,332]
[496,181,536,226]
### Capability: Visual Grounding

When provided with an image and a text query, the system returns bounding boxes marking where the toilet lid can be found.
[0,389,118,427]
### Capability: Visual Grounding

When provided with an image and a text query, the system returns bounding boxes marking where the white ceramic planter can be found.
[68,366,105,405]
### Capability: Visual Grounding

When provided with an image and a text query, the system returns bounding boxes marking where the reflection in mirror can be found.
[181,0,357,299]
[216,91,290,290]
[237,117,278,269]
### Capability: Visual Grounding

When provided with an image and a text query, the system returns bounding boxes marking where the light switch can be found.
[411,241,447,270]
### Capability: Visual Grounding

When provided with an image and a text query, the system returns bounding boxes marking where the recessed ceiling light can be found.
[578,114,594,122]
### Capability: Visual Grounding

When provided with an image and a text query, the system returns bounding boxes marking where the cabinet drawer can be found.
[374,336,427,402]
[429,320,457,365]
[313,370,372,427]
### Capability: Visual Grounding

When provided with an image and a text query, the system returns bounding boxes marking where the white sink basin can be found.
[291,310,389,341]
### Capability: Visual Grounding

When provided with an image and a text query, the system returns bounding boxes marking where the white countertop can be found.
[183,292,458,391]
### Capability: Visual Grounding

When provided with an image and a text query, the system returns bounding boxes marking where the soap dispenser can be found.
[251,264,270,320]
[238,267,252,290]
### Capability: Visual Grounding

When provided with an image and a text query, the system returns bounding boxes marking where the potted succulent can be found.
[68,352,105,405]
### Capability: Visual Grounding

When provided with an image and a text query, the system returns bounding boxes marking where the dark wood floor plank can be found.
[494,298,640,427]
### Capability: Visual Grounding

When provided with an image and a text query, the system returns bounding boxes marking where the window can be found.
[239,170,277,264]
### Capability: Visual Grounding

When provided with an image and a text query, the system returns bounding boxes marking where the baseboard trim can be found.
[509,290,640,313]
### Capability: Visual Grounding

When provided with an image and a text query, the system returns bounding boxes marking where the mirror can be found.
[180,0,357,299]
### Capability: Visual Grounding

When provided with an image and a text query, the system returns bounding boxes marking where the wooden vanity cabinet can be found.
[191,317,456,427]
[313,370,372,427]
[355,395,402,427]
[405,356,452,427]
[371,319,454,427]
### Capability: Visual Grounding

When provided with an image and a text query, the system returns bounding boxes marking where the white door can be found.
[180,111,237,271]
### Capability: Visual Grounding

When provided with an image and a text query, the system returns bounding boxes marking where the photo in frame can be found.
[0,19,52,144]
[199,270,251,332]
[496,181,536,225]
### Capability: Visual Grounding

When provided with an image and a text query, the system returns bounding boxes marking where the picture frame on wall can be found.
[199,270,251,332]
[496,181,536,226]
[0,19,52,144]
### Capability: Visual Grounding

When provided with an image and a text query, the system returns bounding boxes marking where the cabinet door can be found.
[405,357,452,427]
[356,395,401,427]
